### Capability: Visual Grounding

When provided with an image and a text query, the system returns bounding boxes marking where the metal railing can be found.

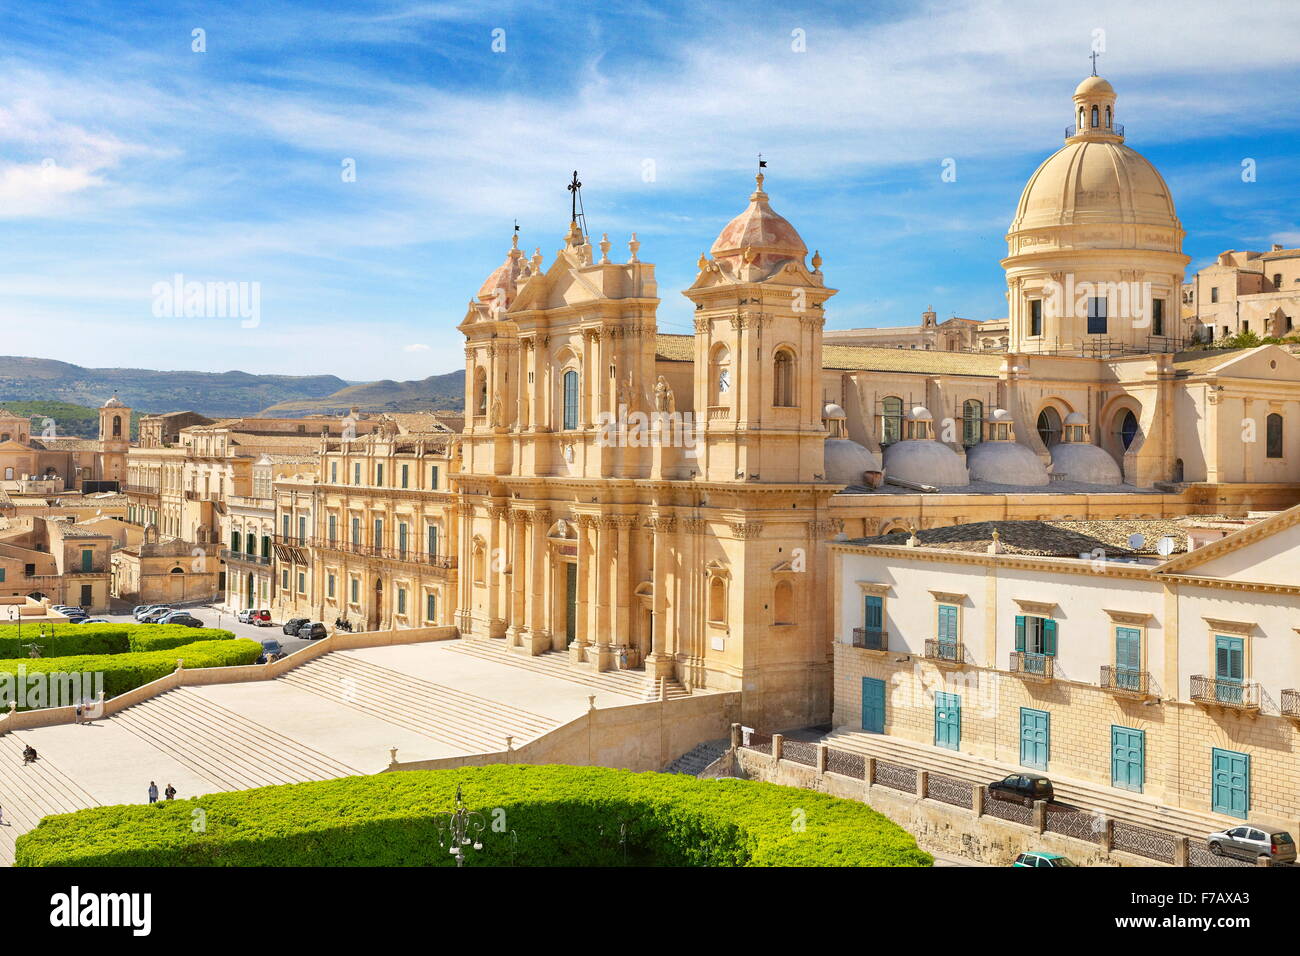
[1101,665,1151,695]
[1009,651,1054,679]
[850,627,887,651]
[1282,689,1300,718]
[220,549,270,566]
[1190,676,1260,710]
[924,639,964,664]
[1066,122,1124,138]
[310,537,456,568]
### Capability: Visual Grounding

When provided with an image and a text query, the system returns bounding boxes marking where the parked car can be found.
[1206,825,1297,864]
[132,605,152,617]
[282,618,309,636]
[158,612,203,628]
[62,610,88,622]
[1013,851,1075,867]
[76,618,111,624]
[136,605,170,621]
[253,610,272,626]
[257,638,284,664]
[237,609,258,624]
[988,774,1054,806]
[294,621,327,640]
[139,607,173,623]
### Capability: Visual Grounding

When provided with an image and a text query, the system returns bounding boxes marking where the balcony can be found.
[1009,651,1054,681]
[924,639,965,666]
[310,537,457,570]
[1100,665,1155,699]
[1282,689,1300,720]
[850,627,887,652]
[1065,122,1124,139]
[220,548,270,566]
[707,405,731,421]
[1190,675,1260,714]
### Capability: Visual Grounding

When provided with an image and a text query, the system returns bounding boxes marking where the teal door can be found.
[1111,726,1144,792]
[564,563,577,645]
[1115,627,1142,690]
[861,677,886,733]
[1019,708,1049,770]
[1212,748,1250,819]
[1214,635,1244,704]
[934,692,961,750]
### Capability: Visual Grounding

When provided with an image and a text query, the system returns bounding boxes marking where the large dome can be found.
[710,173,807,271]
[1010,140,1178,233]
[1050,442,1122,485]
[824,439,881,486]
[883,440,969,487]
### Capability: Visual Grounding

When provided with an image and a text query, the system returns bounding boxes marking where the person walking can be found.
[148,781,158,804]
[164,783,176,801]
[74,703,82,724]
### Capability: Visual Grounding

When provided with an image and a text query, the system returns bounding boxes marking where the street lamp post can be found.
[433,785,485,867]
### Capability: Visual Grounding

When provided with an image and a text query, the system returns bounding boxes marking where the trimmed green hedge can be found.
[0,623,236,658]
[0,638,262,707]
[14,764,932,867]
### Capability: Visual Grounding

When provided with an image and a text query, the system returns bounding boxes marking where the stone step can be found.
[0,735,99,867]
[664,738,730,775]
[448,640,689,700]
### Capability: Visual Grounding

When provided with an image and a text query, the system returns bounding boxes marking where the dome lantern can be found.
[1069,74,1122,143]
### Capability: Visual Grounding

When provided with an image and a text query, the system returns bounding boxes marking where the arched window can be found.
[880,396,904,445]
[773,348,796,407]
[710,345,731,404]
[472,541,487,584]
[112,415,122,438]
[773,579,794,625]
[1078,107,1084,130]
[708,576,727,624]
[1118,409,1140,450]
[1105,106,1112,128]
[1036,407,1062,447]
[1091,105,1099,127]
[474,367,488,417]
[1266,413,1284,459]
[562,369,580,430]
[962,399,983,446]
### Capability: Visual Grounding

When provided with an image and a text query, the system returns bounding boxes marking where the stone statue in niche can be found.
[654,376,675,413]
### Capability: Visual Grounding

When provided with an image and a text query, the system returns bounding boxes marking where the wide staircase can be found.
[0,735,99,866]
[279,651,560,753]
[447,640,690,701]
[112,687,361,791]
[821,727,1236,839]
[663,738,730,775]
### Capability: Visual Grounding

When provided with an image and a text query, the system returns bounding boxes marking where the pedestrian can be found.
[164,783,176,801]
[148,781,158,804]
[74,703,82,724]
[0,804,5,826]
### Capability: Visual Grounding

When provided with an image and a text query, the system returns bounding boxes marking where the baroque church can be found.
[443,73,1300,729]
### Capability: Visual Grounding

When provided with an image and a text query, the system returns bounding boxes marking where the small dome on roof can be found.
[710,173,807,272]
[822,403,846,420]
[990,407,1013,422]
[824,439,881,486]
[476,234,527,309]
[1074,75,1115,98]
[1063,412,1088,426]
[883,440,969,487]
[102,395,125,408]
[967,441,1050,486]
[1050,442,1122,485]
[906,405,933,421]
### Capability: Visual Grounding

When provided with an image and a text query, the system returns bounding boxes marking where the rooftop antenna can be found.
[1090,50,1099,76]
[567,170,588,239]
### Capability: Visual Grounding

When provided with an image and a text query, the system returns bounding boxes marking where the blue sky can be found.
[2,0,1299,381]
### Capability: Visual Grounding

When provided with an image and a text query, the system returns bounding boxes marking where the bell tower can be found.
[683,172,836,483]
[97,395,130,486]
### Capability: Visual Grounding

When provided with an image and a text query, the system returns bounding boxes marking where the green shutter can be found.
[865,595,883,631]
[1043,618,1058,657]
[1014,614,1026,652]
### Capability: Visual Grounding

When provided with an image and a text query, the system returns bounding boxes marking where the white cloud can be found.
[403,343,430,352]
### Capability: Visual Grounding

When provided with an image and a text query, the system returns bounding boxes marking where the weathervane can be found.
[758,152,767,169]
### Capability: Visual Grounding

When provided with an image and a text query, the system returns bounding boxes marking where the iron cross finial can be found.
[567,170,582,222]
[1090,50,1099,76]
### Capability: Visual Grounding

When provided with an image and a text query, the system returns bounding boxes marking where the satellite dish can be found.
[1127,533,1146,550]
[1156,535,1176,557]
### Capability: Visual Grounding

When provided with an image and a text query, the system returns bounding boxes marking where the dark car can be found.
[282,618,309,636]
[159,612,203,628]
[988,773,1054,806]
[294,621,328,640]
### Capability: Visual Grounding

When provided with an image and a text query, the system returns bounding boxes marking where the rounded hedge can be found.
[0,623,237,658]
[15,764,932,867]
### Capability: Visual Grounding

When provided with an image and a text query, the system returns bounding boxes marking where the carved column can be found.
[506,509,528,648]
[613,515,634,665]
[645,514,676,678]
[527,510,551,653]
[569,514,595,663]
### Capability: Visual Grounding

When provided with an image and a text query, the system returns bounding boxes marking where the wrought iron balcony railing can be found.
[850,627,887,651]
[1282,689,1300,719]
[1009,651,1054,680]
[1190,675,1260,710]
[1101,665,1152,696]
[220,549,270,566]
[1066,122,1124,139]
[924,639,964,664]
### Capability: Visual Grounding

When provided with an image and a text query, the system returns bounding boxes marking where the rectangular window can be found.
[281,569,290,589]
[330,461,338,483]
[1210,287,1220,304]
[376,463,384,486]
[81,548,94,572]
[328,514,337,544]
[397,588,407,616]
[1029,299,1043,337]
[282,514,290,538]
[1114,626,1142,690]
[430,465,439,489]
[1214,634,1245,704]
[297,571,305,593]
[373,518,384,550]
[353,462,361,485]
[427,524,438,558]
[297,515,307,544]
[426,592,437,622]
[350,578,359,603]
[401,464,409,489]
[1151,298,1165,337]
[937,605,958,644]
[0,568,6,583]
[864,594,883,632]
[398,523,408,557]
[1086,296,1107,335]
[350,516,360,546]
[1015,614,1057,657]
[327,573,336,598]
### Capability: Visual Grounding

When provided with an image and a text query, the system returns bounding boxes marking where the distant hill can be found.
[258,371,464,417]
[0,356,350,417]
[0,400,142,440]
